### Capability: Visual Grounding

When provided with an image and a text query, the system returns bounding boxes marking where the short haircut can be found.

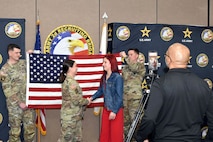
[7,43,20,53]
[128,48,139,55]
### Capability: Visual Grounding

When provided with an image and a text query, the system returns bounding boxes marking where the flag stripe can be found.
[28,92,61,97]
[82,87,99,92]
[77,63,103,67]
[76,74,102,79]
[39,109,46,135]
[29,88,61,92]
[78,79,101,83]
[33,105,61,109]
[77,71,103,75]
[29,96,62,100]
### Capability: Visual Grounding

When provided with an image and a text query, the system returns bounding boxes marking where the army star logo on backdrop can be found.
[44,25,94,55]
[141,26,151,37]
[183,27,192,38]
[0,54,2,65]
[5,22,22,38]
[204,78,212,89]
[182,27,193,43]
[0,113,2,124]
[108,26,113,37]
[204,78,213,89]
[139,26,151,42]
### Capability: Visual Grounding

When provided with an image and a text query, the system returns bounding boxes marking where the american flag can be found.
[26,53,122,109]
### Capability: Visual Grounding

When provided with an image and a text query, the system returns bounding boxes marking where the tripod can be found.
[125,70,158,142]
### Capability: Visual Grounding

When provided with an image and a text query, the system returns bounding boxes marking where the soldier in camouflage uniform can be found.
[120,48,146,141]
[0,44,35,142]
[58,59,90,142]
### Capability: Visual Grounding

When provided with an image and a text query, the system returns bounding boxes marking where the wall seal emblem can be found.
[5,22,22,38]
[201,29,213,43]
[44,25,94,55]
[160,27,173,41]
[116,26,130,41]
[196,53,208,67]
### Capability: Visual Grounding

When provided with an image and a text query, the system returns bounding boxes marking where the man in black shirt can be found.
[136,43,213,142]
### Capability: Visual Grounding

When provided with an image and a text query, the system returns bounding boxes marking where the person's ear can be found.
[8,50,12,56]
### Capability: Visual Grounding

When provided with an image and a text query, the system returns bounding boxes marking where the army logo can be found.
[5,22,22,38]
[160,27,173,41]
[201,29,213,43]
[196,53,208,67]
[201,126,208,139]
[0,54,2,65]
[204,78,213,89]
[138,52,145,63]
[44,25,94,55]
[108,26,113,37]
[141,26,151,38]
[0,113,2,124]
[116,26,130,41]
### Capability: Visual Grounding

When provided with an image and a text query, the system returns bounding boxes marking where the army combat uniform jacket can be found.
[61,76,89,120]
[1,60,26,104]
[122,57,146,99]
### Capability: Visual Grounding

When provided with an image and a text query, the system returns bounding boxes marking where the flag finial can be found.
[99,12,108,54]
[102,12,108,23]
[36,20,40,25]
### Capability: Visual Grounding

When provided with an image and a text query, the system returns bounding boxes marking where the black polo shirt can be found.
[136,68,213,142]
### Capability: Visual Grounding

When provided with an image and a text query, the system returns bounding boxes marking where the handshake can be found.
[86,97,93,105]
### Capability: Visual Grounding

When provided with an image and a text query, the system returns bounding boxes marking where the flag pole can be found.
[35,1,41,141]
[96,12,108,134]
[36,109,41,142]
[35,21,41,141]
[94,12,108,116]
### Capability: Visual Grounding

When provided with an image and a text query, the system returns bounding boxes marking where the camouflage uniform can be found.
[58,76,89,142]
[122,57,146,140]
[1,60,35,142]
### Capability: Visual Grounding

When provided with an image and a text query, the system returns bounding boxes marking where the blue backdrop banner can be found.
[0,18,25,142]
[107,23,213,86]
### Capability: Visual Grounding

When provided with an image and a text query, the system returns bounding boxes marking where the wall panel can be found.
[0,0,213,141]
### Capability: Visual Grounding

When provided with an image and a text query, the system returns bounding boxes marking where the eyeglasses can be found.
[164,54,170,58]
[164,54,172,61]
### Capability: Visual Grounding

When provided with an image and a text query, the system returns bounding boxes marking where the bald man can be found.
[136,43,213,142]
